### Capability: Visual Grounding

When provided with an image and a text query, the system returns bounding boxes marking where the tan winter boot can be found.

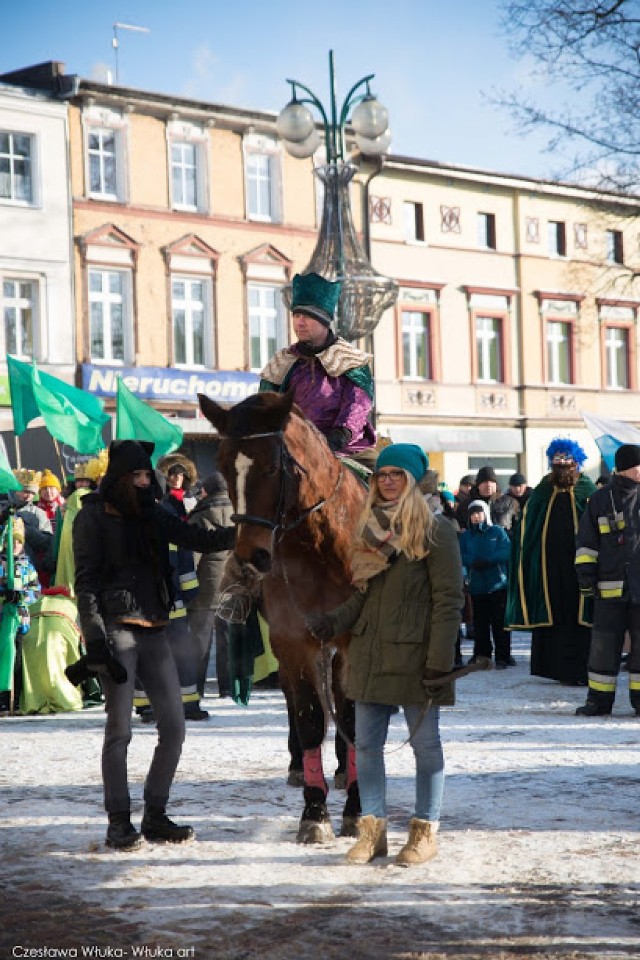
[345,815,387,864]
[395,818,438,866]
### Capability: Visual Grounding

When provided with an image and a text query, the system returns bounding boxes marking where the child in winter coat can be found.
[459,500,513,668]
[0,516,41,714]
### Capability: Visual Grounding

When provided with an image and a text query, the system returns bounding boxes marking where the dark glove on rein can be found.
[423,667,452,696]
[326,427,352,453]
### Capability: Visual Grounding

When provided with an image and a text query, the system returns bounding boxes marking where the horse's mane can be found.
[283,411,365,573]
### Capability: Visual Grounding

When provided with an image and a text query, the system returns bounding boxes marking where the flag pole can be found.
[52,438,65,481]
[14,433,21,470]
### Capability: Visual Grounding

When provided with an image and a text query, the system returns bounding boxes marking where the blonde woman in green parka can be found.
[307,443,463,867]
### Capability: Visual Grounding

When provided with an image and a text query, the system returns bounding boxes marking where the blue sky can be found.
[2,0,566,179]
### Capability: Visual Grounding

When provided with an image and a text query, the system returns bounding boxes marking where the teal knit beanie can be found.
[376,443,428,483]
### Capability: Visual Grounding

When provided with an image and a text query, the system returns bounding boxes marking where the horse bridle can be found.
[224,429,344,542]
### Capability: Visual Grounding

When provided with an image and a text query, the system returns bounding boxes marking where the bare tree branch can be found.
[496,0,640,192]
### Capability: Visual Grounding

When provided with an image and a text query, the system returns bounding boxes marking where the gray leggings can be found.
[101,623,185,814]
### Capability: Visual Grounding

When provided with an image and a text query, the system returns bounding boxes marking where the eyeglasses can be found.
[376,469,405,482]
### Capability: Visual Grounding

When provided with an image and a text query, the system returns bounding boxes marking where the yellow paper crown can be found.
[84,449,109,482]
[40,468,61,491]
[13,468,42,492]
[74,460,90,479]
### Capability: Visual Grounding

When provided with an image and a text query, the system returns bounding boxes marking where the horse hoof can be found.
[296,819,335,844]
[287,769,304,788]
[340,815,358,838]
[334,770,347,790]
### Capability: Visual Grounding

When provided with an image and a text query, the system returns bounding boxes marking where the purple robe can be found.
[287,356,375,453]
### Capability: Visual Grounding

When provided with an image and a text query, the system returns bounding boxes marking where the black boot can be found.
[141,805,195,843]
[106,811,142,850]
[575,700,612,717]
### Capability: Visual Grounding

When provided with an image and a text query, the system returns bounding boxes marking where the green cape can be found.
[506,473,596,629]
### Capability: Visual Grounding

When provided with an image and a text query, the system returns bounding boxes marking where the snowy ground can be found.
[1,632,639,960]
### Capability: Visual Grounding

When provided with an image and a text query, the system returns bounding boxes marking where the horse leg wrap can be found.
[346,743,358,792]
[303,747,328,796]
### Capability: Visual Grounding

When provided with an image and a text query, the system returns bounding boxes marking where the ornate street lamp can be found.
[277,51,398,341]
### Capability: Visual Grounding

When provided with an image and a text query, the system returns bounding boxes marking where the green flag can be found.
[0,439,20,493]
[116,378,183,467]
[6,355,109,454]
[6,354,40,435]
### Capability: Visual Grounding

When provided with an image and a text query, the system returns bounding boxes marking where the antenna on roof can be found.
[112,22,150,85]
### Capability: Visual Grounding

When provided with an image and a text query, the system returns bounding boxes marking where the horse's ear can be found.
[198,394,229,433]
[280,390,295,418]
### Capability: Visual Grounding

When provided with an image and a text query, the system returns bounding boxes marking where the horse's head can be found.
[199,391,298,574]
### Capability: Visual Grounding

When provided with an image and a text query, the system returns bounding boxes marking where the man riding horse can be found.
[218,272,376,625]
[259,271,376,462]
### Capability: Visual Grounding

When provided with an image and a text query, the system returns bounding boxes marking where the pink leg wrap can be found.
[346,743,358,792]
[303,747,327,795]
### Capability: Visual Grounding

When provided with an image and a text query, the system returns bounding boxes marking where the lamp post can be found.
[276,51,398,342]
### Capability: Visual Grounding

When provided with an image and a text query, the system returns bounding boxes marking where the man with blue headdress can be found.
[259,272,375,458]
[506,438,596,685]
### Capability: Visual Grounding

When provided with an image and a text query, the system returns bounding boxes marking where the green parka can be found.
[326,516,463,706]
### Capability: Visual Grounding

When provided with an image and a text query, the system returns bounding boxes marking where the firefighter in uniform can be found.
[574,443,640,717]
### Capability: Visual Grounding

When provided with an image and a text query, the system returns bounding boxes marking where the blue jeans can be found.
[355,701,445,821]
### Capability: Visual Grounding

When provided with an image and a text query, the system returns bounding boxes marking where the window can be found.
[401,310,431,379]
[88,128,117,198]
[606,229,624,265]
[171,141,198,209]
[548,220,567,257]
[167,119,209,213]
[2,279,35,357]
[172,277,212,366]
[546,320,572,384]
[0,131,33,203]
[248,284,286,371]
[475,316,503,382]
[604,326,630,389]
[88,269,130,362]
[403,202,425,242]
[83,106,128,202]
[477,212,496,250]
[244,136,281,222]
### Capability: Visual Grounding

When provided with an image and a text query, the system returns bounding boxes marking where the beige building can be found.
[3,62,640,484]
[368,157,640,486]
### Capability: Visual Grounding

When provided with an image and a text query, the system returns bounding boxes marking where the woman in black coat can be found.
[73,440,235,850]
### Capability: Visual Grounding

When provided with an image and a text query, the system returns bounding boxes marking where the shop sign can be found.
[82,364,259,403]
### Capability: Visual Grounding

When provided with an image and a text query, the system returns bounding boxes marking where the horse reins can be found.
[226,428,345,542]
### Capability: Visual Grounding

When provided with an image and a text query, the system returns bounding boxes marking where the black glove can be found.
[326,427,352,453]
[423,666,452,696]
[211,525,236,552]
[84,637,111,671]
[66,654,127,687]
[305,612,334,642]
[471,557,491,570]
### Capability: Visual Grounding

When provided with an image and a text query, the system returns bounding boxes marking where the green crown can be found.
[291,272,342,327]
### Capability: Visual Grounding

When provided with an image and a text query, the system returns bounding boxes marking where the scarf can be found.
[350,501,403,592]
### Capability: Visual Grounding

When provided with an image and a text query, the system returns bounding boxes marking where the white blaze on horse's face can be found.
[234,451,253,520]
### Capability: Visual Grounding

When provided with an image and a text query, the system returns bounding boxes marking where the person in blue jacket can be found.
[459,500,514,669]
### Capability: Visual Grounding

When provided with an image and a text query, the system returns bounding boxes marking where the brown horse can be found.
[199,390,366,842]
